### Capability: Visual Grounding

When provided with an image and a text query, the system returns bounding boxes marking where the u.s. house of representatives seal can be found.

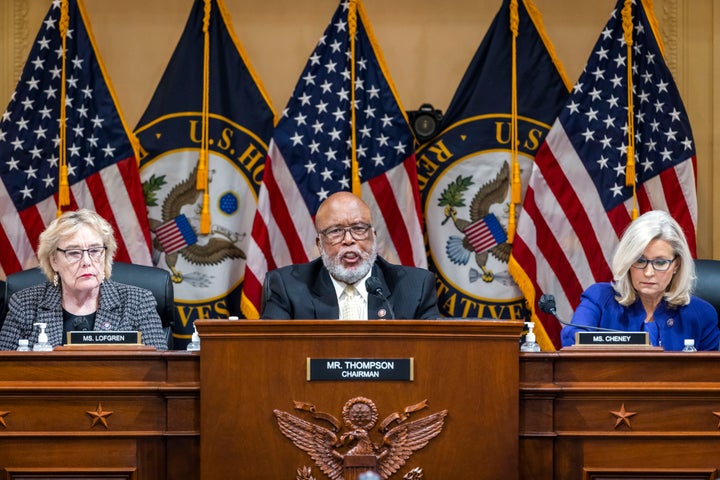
[418,116,547,320]
[137,115,265,334]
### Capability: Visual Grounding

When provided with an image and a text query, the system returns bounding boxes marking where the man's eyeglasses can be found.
[631,256,676,271]
[318,223,373,245]
[56,246,106,263]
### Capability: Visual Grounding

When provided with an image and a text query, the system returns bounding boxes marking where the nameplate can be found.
[307,358,413,381]
[576,331,649,346]
[66,331,141,345]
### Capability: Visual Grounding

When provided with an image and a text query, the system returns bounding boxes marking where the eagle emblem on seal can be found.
[441,161,511,283]
[274,397,447,480]
[145,164,246,284]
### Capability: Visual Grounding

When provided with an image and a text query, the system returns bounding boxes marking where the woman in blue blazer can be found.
[561,210,719,351]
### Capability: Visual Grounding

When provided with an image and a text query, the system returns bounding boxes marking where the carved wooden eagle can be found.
[274,398,447,480]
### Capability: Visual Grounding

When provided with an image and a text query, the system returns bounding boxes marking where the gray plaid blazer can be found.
[0,279,167,350]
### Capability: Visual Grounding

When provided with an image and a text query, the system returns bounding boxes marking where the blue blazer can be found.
[261,256,440,320]
[561,282,720,351]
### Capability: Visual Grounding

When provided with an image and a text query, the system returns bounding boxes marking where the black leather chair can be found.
[0,262,176,349]
[261,276,271,317]
[693,259,720,324]
[0,280,5,324]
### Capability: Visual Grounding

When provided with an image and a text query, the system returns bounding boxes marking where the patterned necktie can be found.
[340,285,363,320]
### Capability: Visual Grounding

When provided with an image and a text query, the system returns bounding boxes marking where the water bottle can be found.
[682,339,697,352]
[17,339,31,351]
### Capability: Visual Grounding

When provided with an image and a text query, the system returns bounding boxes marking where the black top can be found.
[62,309,96,342]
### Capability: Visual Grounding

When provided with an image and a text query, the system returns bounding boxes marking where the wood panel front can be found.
[0,350,200,480]
[520,350,720,480]
[196,319,523,480]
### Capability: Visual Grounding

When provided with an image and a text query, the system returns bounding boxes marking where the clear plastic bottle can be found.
[32,323,53,352]
[17,339,31,351]
[682,338,697,352]
[520,322,541,352]
[186,324,200,351]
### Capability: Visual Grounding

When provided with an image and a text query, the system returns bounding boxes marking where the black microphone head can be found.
[538,294,556,314]
[73,318,89,331]
[365,277,383,296]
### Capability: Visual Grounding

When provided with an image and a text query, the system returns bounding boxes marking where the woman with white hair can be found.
[0,209,167,350]
[561,210,719,351]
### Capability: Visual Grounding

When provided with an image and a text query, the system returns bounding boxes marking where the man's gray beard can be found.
[321,243,377,285]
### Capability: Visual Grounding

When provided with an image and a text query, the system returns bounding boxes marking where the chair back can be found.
[261,276,271,317]
[1,262,176,347]
[693,259,720,323]
[0,280,4,323]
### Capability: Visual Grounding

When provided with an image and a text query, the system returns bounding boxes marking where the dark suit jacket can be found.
[261,257,440,320]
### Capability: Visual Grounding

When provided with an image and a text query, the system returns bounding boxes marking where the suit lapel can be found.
[310,268,340,319]
[308,260,395,319]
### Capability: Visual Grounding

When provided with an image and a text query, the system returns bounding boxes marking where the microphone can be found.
[538,294,620,332]
[366,277,395,320]
[73,318,90,331]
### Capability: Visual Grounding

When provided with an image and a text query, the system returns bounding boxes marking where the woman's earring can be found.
[53,272,59,287]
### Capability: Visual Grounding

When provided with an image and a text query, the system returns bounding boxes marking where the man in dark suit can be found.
[261,192,440,320]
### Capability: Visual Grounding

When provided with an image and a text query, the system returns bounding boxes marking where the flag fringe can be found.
[508,255,556,351]
[522,0,573,90]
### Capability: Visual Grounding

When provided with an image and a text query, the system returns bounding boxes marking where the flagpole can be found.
[348,0,361,196]
[622,0,638,220]
[508,0,520,242]
[57,0,70,215]
[198,0,212,234]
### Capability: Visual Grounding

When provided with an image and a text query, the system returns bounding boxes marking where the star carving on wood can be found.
[0,410,9,428]
[610,403,637,429]
[86,403,113,429]
[712,411,720,428]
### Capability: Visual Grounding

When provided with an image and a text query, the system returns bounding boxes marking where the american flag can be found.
[509,0,698,349]
[154,215,197,255]
[464,214,507,255]
[417,0,569,324]
[135,0,275,345]
[241,0,426,318]
[0,0,152,277]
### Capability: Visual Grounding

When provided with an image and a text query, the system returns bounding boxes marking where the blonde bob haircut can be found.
[612,210,694,307]
[37,209,118,282]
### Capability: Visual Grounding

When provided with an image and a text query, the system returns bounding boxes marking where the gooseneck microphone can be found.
[538,294,620,332]
[366,277,396,320]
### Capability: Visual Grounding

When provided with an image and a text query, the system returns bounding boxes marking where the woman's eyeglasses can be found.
[56,246,106,263]
[631,256,676,271]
